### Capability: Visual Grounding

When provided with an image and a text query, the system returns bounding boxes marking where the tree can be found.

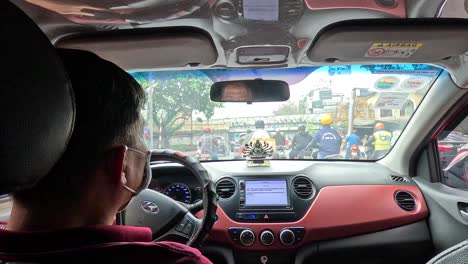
[273,101,301,116]
[131,71,222,148]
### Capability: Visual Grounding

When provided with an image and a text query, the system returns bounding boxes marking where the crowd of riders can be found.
[198,114,393,160]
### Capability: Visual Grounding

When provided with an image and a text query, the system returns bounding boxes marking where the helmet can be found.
[255,120,265,129]
[375,122,385,130]
[275,128,280,132]
[203,127,212,133]
[298,124,306,130]
[320,114,332,125]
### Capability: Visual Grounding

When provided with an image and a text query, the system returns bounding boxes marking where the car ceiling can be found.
[11,0,468,88]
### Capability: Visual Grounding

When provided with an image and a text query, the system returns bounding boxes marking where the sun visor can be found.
[307,19,468,63]
[56,27,218,70]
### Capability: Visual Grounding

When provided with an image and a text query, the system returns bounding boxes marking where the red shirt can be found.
[0,223,212,263]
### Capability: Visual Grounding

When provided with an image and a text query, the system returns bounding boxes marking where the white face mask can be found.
[118,147,152,212]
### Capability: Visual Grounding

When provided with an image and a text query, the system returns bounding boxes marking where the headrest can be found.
[0,2,75,194]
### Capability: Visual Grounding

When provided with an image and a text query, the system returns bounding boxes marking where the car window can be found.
[130,64,442,161]
[438,116,468,189]
[0,195,11,222]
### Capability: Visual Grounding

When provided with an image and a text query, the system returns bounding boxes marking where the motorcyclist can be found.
[345,130,361,159]
[289,124,312,159]
[272,128,286,146]
[366,122,392,160]
[251,120,270,139]
[306,114,342,159]
[197,127,219,160]
[272,128,286,159]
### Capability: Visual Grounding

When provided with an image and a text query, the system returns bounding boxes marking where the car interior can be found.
[1,0,468,263]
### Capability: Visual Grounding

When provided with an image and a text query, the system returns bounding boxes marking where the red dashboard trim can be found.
[305,0,406,18]
[206,185,428,250]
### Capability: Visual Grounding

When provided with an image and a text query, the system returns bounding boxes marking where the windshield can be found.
[130,64,442,161]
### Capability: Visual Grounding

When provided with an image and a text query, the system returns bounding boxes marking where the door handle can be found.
[459,202,468,221]
[460,210,468,221]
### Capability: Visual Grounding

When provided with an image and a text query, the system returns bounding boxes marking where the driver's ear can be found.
[105,146,128,186]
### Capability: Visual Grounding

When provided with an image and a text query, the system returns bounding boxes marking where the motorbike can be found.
[273,145,287,159]
[196,150,211,161]
[297,147,343,160]
[348,145,365,160]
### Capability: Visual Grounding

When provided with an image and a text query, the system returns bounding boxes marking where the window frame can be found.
[410,94,467,183]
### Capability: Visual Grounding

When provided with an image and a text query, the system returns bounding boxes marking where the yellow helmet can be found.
[320,114,332,125]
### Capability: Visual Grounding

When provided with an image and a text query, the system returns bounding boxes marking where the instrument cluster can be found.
[148,166,203,204]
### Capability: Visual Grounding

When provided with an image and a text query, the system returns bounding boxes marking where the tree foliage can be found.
[273,99,308,116]
[273,101,301,116]
[131,71,222,148]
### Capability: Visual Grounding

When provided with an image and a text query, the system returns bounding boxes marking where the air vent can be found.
[391,175,410,183]
[293,177,314,198]
[395,191,416,211]
[215,0,237,20]
[280,0,303,23]
[216,178,236,199]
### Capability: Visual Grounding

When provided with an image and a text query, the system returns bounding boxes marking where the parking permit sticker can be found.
[365,42,423,58]
[374,93,409,110]
[400,77,430,91]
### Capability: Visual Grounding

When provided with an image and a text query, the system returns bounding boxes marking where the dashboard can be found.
[149,160,431,264]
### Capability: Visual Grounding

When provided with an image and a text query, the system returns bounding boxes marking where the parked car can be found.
[438,130,468,168]
[443,143,468,189]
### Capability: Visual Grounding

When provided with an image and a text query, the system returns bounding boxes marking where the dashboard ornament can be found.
[242,139,274,167]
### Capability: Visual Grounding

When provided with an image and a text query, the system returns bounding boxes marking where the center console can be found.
[218,175,315,223]
[216,175,315,248]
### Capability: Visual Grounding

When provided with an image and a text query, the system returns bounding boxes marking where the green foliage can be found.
[273,101,301,116]
[131,71,222,147]
[306,123,320,135]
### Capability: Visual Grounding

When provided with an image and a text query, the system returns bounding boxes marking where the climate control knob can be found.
[279,229,295,245]
[240,229,255,246]
[260,230,274,246]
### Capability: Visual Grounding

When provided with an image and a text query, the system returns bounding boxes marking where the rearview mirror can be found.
[210,80,290,103]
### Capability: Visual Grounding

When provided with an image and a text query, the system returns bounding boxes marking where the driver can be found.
[1,49,212,263]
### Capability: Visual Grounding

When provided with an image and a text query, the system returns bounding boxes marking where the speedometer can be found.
[164,183,192,204]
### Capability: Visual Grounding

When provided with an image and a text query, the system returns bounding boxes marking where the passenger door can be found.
[413,103,468,253]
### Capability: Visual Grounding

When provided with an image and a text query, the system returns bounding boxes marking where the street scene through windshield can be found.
[131,64,442,161]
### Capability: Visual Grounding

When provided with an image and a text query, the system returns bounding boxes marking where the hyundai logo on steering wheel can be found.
[141,201,160,215]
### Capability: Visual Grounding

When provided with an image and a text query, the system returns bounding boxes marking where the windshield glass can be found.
[130,64,442,161]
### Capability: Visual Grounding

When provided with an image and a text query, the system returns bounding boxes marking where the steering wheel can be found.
[123,149,217,247]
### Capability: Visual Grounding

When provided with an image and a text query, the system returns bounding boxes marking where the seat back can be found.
[0,241,210,264]
[427,240,468,264]
[0,1,75,194]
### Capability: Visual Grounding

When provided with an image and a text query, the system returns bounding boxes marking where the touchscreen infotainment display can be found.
[245,180,288,207]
